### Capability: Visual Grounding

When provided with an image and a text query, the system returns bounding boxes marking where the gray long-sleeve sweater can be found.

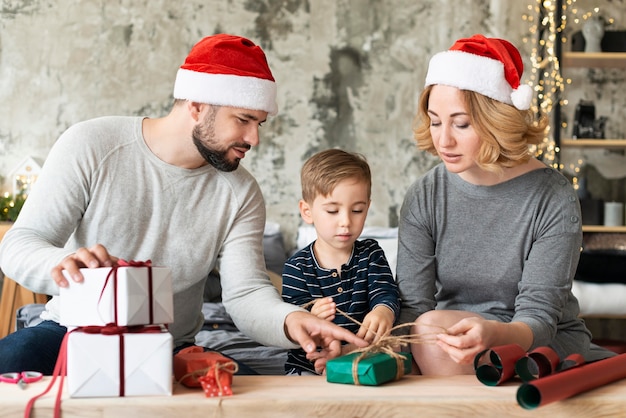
[0,116,299,349]
[396,163,594,358]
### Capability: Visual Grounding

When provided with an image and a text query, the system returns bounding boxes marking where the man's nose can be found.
[244,126,260,147]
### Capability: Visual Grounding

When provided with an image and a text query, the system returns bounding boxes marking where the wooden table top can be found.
[2,374,626,418]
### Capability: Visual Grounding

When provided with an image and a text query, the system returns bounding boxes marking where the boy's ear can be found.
[299,199,314,224]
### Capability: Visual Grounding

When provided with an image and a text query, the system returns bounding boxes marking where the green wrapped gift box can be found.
[326,352,412,386]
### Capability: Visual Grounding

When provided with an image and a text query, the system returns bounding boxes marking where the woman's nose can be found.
[438,125,455,147]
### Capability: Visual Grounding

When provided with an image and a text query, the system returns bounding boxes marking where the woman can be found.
[396,34,615,375]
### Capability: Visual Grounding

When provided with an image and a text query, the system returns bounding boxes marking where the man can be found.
[0,34,366,374]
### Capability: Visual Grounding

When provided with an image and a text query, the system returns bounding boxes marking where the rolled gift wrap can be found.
[474,343,526,386]
[557,353,586,372]
[517,353,626,409]
[515,346,561,382]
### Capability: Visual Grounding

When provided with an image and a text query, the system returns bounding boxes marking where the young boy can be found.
[282,149,400,375]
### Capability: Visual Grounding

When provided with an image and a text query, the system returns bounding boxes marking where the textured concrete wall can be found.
[1,0,623,248]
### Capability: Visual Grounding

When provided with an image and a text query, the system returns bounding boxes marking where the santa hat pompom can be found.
[425,34,533,110]
[511,84,533,110]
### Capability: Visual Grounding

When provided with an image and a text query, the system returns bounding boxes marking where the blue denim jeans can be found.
[0,320,259,375]
[0,320,66,374]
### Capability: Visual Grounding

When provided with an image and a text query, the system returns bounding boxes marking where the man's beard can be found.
[192,109,249,172]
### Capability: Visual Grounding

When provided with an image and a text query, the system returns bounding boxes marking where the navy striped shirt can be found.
[281,238,400,374]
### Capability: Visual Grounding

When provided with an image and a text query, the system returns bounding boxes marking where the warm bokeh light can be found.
[523,0,609,189]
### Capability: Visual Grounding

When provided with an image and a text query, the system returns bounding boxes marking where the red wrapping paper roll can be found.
[517,353,626,409]
[557,353,585,371]
[515,346,561,382]
[474,343,526,386]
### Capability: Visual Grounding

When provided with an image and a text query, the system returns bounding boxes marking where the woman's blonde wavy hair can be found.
[413,85,549,174]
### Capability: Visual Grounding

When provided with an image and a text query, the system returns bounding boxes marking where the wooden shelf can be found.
[562,52,626,68]
[561,139,626,148]
[582,225,626,233]
[561,55,626,236]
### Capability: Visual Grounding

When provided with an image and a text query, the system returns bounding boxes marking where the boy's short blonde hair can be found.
[301,149,371,203]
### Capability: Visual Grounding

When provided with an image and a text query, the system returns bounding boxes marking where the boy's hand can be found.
[310,297,336,321]
[284,311,368,373]
[340,342,358,355]
[357,305,395,343]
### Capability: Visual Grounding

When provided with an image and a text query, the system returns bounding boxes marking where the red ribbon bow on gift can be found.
[24,324,163,418]
[118,259,152,267]
[80,323,161,335]
[99,259,154,325]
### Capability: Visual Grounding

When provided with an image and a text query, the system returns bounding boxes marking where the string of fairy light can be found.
[522,0,563,169]
[522,0,611,190]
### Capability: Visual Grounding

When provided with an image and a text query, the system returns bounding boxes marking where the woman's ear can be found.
[299,199,314,225]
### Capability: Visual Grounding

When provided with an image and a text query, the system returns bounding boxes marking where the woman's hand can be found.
[436,317,533,365]
[435,316,494,364]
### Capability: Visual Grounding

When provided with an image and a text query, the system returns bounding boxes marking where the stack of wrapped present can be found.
[59,260,174,397]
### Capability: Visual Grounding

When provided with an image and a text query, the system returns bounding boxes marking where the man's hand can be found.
[284,310,368,373]
[357,305,395,343]
[50,244,118,287]
[310,297,336,321]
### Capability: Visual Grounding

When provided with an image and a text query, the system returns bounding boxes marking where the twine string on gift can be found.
[200,362,238,397]
[176,360,239,396]
[299,300,447,385]
[345,320,448,385]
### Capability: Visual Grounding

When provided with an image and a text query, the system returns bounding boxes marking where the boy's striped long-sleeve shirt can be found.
[281,238,400,374]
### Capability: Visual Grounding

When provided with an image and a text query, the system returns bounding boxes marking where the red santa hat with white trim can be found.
[174,34,278,115]
[425,34,533,110]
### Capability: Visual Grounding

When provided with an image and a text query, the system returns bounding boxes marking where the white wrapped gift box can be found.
[60,264,174,326]
[67,325,173,397]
